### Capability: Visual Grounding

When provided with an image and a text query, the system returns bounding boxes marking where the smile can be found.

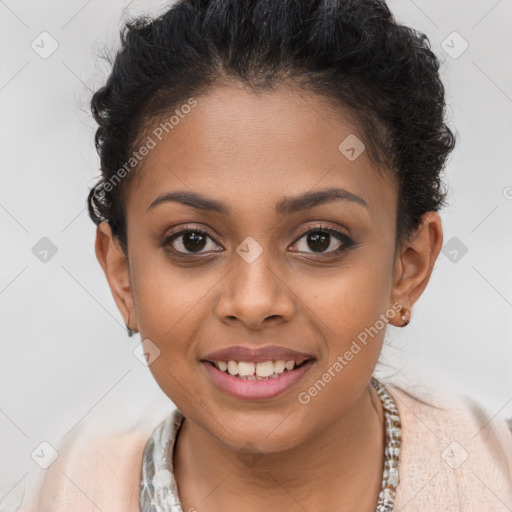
[208,359,308,379]
[201,358,316,400]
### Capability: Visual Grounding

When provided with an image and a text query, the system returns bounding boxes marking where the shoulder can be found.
[384,381,512,511]
[15,408,177,512]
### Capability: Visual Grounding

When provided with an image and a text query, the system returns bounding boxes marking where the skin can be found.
[95,82,443,511]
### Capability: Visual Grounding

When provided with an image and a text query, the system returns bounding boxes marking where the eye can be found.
[289,224,353,255]
[161,227,223,255]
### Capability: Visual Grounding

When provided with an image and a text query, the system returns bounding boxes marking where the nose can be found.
[215,247,295,330]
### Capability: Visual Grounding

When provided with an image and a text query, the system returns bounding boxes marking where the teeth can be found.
[213,359,305,378]
[256,361,274,377]
[285,360,295,370]
[273,360,286,374]
[238,361,256,376]
[227,360,239,375]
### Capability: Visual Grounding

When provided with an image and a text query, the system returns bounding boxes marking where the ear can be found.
[389,212,443,326]
[95,221,138,332]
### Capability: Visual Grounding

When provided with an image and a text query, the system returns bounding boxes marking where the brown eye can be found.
[306,230,331,252]
[163,229,223,255]
[289,227,353,255]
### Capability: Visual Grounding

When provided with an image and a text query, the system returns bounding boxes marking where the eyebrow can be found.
[147,187,369,215]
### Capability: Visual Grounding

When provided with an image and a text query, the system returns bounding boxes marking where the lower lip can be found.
[201,360,315,400]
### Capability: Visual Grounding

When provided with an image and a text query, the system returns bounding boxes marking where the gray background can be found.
[1,0,511,498]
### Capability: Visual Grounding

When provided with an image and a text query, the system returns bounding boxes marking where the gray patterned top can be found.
[139,376,402,512]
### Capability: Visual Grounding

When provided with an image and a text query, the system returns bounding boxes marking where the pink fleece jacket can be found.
[13,382,512,512]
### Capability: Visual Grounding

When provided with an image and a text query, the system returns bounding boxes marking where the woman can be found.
[17,0,512,510]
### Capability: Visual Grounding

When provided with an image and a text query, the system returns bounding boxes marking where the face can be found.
[97,83,428,454]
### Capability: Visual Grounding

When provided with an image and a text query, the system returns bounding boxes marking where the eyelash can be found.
[160,223,355,258]
[290,223,354,256]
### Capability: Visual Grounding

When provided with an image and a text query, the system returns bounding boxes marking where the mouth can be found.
[200,357,316,400]
[201,358,313,379]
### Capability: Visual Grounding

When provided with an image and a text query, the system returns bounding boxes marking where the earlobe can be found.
[94,221,137,331]
[389,212,443,326]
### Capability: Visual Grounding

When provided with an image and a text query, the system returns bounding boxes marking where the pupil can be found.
[308,231,330,252]
[184,231,206,252]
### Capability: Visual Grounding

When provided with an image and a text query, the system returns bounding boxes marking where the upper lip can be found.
[201,345,316,364]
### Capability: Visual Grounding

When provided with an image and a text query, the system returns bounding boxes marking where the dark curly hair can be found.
[87,0,456,256]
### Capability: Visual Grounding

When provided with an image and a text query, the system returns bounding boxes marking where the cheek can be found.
[130,257,211,403]
[130,249,208,338]
[128,264,204,392]
[292,268,390,425]
[302,251,393,332]
[298,251,393,372]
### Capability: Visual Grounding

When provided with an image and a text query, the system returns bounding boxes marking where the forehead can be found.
[126,84,396,221]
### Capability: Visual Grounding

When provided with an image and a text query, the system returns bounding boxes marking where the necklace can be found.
[140,376,402,512]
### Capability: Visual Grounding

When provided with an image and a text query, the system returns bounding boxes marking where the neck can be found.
[174,382,385,512]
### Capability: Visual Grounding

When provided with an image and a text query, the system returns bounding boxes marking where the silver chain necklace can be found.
[140,376,402,512]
